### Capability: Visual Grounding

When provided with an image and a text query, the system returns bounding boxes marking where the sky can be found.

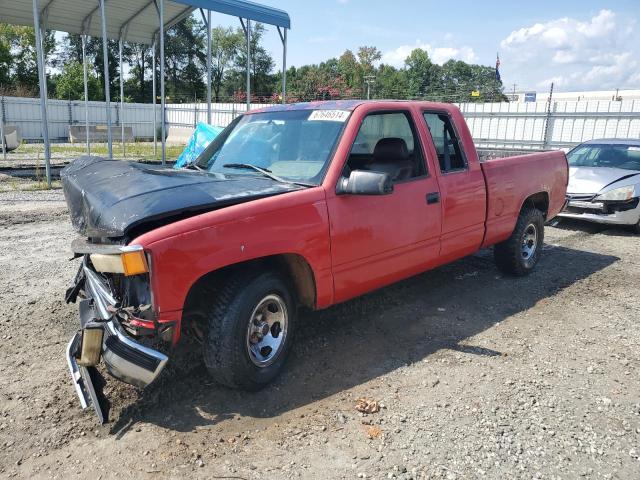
[212,0,640,93]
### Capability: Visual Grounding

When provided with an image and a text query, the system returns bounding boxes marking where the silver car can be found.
[559,139,640,233]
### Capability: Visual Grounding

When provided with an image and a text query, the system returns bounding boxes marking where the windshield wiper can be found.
[222,163,314,187]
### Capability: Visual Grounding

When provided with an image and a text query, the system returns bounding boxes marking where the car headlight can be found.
[596,185,636,201]
[89,245,149,276]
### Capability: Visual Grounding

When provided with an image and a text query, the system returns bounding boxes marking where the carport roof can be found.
[0,0,291,45]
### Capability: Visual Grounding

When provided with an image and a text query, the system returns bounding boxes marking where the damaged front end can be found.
[65,242,170,423]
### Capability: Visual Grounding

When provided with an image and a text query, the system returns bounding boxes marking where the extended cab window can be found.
[345,112,426,182]
[423,112,467,173]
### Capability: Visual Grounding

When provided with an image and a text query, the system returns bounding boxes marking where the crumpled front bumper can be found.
[66,261,168,423]
[558,197,640,226]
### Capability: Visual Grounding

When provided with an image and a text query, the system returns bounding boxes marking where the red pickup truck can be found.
[61,100,568,422]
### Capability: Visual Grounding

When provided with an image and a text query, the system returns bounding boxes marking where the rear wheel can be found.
[199,270,296,390]
[494,207,545,276]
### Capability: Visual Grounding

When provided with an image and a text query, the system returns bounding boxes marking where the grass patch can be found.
[19,143,183,162]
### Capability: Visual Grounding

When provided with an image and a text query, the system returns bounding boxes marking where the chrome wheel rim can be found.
[246,294,288,367]
[521,223,538,265]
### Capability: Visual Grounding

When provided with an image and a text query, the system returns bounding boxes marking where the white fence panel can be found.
[164,102,270,129]
[460,99,640,151]
[2,95,639,151]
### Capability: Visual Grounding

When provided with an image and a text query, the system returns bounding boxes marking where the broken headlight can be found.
[596,185,635,202]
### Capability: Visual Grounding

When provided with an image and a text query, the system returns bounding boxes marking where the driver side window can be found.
[345,111,426,183]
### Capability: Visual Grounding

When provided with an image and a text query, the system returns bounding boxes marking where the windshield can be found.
[196,109,350,184]
[567,144,640,171]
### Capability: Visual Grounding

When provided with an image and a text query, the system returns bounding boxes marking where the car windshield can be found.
[567,144,640,171]
[195,109,350,184]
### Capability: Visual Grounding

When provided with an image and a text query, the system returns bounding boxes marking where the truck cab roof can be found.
[250,99,455,114]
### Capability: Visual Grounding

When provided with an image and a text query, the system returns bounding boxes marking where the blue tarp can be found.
[174,123,223,168]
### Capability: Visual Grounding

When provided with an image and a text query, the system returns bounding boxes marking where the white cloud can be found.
[500,10,640,91]
[381,41,476,67]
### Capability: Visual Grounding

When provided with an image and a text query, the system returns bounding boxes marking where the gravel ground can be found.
[0,189,639,480]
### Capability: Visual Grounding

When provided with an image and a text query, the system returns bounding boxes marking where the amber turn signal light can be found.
[121,250,149,276]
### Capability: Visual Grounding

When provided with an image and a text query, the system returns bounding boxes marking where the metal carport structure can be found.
[0,0,291,186]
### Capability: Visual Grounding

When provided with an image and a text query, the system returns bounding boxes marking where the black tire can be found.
[199,270,296,390]
[494,207,545,276]
[631,219,640,235]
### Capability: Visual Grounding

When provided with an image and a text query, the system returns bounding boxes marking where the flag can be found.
[495,53,501,83]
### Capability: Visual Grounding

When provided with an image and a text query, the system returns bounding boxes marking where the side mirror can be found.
[336,169,394,195]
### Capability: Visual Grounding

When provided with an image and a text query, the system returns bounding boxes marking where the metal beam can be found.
[32,0,52,187]
[205,9,211,123]
[40,0,57,28]
[277,26,286,103]
[0,97,6,161]
[150,5,193,44]
[82,34,91,155]
[81,4,100,34]
[152,39,157,158]
[117,0,155,36]
[240,18,250,110]
[159,0,166,165]
[99,0,113,159]
[119,36,126,157]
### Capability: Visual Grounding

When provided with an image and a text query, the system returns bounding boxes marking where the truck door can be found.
[421,110,486,262]
[326,110,442,303]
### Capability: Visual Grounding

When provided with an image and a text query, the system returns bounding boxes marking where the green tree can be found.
[230,23,275,99]
[164,17,206,102]
[375,64,408,99]
[405,48,441,98]
[0,26,11,89]
[0,24,55,95]
[338,49,360,90]
[61,34,120,100]
[54,61,101,100]
[210,26,243,102]
[357,46,382,74]
[124,43,152,103]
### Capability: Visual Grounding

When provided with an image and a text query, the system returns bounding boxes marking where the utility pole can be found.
[364,75,375,100]
[512,83,517,101]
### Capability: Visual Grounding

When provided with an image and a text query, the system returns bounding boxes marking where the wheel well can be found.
[184,254,317,315]
[522,192,549,218]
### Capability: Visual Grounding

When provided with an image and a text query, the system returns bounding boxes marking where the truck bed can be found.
[480,151,568,247]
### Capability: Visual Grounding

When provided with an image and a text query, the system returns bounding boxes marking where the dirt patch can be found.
[0,192,639,479]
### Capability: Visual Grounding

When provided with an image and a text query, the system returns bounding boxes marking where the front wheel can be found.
[494,207,545,276]
[201,271,296,390]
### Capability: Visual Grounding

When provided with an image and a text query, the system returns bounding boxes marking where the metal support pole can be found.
[206,10,211,123]
[159,0,166,165]
[32,0,51,187]
[204,9,211,124]
[119,36,126,157]
[0,97,6,160]
[81,34,91,155]
[246,19,250,110]
[542,82,554,150]
[278,27,286,103]
[283,28,287,103]
[152,40,157,158]
[99,0,113,159]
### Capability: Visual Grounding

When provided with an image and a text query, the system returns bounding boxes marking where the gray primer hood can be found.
[61,156,301,239]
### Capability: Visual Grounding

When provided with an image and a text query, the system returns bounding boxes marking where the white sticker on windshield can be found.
[308,110,350,122]
[628,146,640,152]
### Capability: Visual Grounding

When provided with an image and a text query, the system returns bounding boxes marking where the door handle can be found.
[426,192,440,204]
